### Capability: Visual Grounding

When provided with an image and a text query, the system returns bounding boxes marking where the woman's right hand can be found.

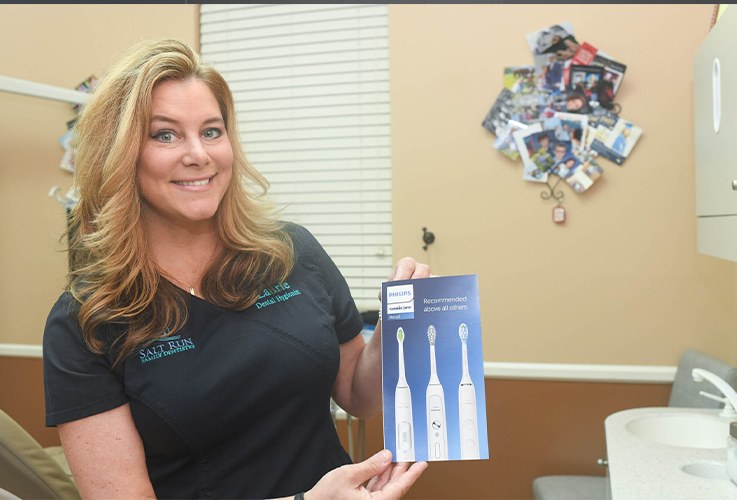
[305,449,427,500]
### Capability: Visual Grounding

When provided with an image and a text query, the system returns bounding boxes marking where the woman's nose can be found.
[183,137,209,166]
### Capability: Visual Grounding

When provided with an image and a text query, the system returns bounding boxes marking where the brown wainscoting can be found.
[0,356,60,447]
[3,356,670,499]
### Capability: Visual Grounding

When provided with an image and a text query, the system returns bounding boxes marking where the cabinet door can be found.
[695,6,737,217]
[698,216,737,261]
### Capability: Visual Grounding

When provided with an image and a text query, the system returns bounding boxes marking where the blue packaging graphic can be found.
[381,274,489,462]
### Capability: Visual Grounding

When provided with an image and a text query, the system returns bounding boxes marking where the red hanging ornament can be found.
[552,203,566,224]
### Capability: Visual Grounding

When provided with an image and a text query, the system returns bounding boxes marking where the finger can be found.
[349,449,393,485]
[366,461,394,492]
[387,257,414,281]
[410,262,431,279]
[380,461,429,498]
[382,258,430,302]
[366,474,378,491]
[387,460,410,483]
[389,257,419,281]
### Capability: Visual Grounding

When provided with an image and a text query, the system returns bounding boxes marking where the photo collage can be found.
[481,22,643,194]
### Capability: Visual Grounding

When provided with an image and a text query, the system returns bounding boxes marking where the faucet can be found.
[692,368,737,418]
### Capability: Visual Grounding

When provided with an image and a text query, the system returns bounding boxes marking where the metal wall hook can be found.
[422,227,435,251]
[540,174,565,204]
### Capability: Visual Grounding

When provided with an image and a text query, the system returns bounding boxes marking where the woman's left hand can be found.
[387,257,431,282]
[304,449,428,500]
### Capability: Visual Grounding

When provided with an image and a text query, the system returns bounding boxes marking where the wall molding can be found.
[0,343,676,384]
[0,343,42,358]
[485,361,676,383]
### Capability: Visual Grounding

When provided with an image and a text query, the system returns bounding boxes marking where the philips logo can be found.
[386,284,414,304]
[385,284,415,320]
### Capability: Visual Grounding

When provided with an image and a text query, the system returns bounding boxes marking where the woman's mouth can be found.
[173,177,212,187]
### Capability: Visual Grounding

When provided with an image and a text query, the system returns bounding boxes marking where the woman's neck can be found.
[143,218,222,295]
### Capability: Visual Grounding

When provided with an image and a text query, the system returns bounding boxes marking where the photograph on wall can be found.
[592,54,627,95]
[565,160,604,193]
[544,111,588,156]
[524,130,556,181]
[481,88,516,135]
[513,123,552,182]
[503,65,537,94]
[536,90,568,119]
[537,54,567,93]
[593,117,643,165]
[585,109,619,149]
[526,22,578,68]
[483,87,542,135]
[381,274,489,463]
[551,154,578,179]
[547,140,577,177]
[563,87,593,115]
[493,119,528,161]
[570,41,598,67]
[567,65,604,98]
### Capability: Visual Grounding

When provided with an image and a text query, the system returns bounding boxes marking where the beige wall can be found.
[0,5,733,498]
[0,5,198,345]
[388,4,737,366]
[1,4,735,369]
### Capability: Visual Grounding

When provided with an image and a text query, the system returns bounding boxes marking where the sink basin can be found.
[625,413,729,449]
[606,408,737,499]
[681,461,731,480]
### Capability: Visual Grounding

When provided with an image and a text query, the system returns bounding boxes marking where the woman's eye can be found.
[152,131,174,143]
[203,128,222,139]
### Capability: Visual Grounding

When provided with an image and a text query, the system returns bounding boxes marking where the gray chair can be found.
[532,349,737,500]
[668,349,737,408]
[0,409,79,499]
[532,475,609,500]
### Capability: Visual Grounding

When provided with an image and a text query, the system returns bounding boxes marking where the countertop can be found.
[605,407,737,500]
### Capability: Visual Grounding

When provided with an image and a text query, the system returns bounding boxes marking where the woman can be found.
[43,39,428,499]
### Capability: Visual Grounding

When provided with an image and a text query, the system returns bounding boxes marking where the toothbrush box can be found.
[380,274,489,462]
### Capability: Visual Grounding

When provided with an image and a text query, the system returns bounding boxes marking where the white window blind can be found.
[200,4,392,312]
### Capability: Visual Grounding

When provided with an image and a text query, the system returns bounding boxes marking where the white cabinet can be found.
[695,6,737,261]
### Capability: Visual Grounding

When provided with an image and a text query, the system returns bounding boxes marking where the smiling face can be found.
[137,78,233,232]
[554,144,567,160]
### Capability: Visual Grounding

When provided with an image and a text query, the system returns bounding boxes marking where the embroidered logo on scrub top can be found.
[139,334,197,364]
[254,281,302,310]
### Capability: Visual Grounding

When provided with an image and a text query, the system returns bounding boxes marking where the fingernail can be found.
[379,449,392,463]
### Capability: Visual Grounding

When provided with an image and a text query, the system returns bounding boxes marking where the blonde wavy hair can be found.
[67,39,293,364]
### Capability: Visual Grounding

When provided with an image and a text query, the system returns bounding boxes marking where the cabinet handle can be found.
[713,58,721,134]
[733,180,737,191]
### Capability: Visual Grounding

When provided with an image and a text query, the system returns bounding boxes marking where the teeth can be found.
[175,179,209,186]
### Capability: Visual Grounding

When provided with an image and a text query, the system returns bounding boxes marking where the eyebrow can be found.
[149,115,225,126]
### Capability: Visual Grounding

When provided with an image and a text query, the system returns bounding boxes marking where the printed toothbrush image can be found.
[458,323,480,459]
[395,327,415,462]
[426,325,448,460]
[382,274,489,462]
